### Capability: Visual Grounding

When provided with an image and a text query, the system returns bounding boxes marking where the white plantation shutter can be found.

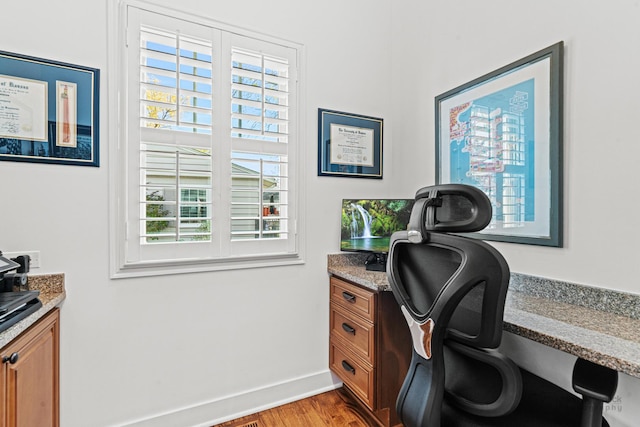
[227,35,297,256]
[230,151,288,241]
[231,48,289,143]
[118,5,300,273]
[139,27,213,133]
[228,41,292,250]
[138,22,214,247]
[139,142,212,242]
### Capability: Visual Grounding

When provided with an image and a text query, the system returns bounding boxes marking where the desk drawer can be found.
[330,304,374,365]
[330,340,375,409]
[330,277,376,322]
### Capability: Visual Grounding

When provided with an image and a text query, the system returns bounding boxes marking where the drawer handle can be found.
[342,291,356,303]
[2,352,19,364]
[341,323,356,335]
[341,360,356,375]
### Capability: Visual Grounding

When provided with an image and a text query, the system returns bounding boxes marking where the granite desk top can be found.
[328,253,640,379]
[0,274,66,349]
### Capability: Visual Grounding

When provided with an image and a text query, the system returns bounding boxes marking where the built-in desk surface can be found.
[328,253,640,379]
[0,273,66,349]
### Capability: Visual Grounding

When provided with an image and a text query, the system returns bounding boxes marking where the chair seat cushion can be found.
[442,368,609,427]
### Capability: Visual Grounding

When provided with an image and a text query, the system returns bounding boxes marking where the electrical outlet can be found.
[1,251,41,269]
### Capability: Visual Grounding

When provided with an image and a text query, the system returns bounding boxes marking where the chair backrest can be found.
[386,184,520,426]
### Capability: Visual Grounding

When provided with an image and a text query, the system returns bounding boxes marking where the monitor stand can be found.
[365,253,387,272]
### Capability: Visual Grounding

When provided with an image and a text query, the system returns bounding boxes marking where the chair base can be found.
[442,368,609,427]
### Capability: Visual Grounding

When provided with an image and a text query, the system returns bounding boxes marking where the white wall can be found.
[390,1,640,426]
[390,0,640,295]
[1,0,396,426]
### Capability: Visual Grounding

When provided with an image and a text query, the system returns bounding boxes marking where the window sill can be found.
[111,253,304,279]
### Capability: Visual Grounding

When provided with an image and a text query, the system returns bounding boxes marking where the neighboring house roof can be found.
[231,162,278,188]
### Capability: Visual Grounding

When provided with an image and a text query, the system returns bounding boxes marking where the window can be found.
[110,2,302,276]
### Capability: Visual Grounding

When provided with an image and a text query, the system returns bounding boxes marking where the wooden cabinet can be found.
[1,308,59,427]
[329,276,411,427]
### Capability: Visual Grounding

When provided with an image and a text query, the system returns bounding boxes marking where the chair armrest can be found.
[572,358,618,403]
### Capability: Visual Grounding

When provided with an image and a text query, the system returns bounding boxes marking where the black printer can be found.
[0,252,42,333]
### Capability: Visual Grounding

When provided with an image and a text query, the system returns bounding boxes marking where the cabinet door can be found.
[2,309,59,427]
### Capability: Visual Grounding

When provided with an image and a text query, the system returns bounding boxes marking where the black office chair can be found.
[386,184,617,427]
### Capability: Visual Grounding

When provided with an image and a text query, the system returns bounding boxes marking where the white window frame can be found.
[108,0,305,278]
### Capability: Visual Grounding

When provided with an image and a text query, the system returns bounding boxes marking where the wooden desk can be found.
[0,274,64,427]
[0,274,65,349]
[328,253,640,379]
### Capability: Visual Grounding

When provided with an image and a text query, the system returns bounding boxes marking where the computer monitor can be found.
[340,199,414,270]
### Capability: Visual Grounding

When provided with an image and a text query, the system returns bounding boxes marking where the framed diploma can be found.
[0,50,99,167]
[318,109,383,178]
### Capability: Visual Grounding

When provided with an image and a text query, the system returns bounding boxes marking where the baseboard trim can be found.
[117,369,341,427]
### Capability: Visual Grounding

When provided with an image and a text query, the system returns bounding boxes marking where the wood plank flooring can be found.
[213,388,378,427]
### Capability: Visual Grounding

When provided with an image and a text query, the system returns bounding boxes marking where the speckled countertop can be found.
[0,273,66,349]
[328,253,640,379]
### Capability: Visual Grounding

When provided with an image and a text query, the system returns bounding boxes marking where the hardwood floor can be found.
[213,388,379,427]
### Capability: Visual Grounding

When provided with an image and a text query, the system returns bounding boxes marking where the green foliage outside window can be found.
[146,191,170,238]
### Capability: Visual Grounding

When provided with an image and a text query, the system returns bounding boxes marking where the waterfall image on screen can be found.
[340,199,414,253]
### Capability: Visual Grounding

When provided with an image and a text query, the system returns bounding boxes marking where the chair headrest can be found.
[407,184,492,243]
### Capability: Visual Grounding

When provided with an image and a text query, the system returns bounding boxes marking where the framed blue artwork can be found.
[436,42,563,247]
[318,109,383,179]
[0,50,100,167]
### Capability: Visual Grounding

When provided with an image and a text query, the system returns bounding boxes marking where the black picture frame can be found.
[318,108,383,179]
[0,50,100,167]
[435,42,563,247]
